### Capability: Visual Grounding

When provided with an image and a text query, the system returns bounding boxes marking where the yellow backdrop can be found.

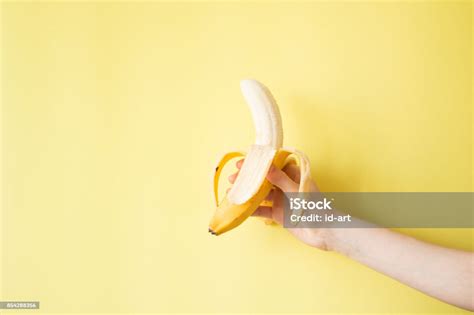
[1,1,472,314]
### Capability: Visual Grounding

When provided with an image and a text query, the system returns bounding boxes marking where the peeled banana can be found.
[209,80,312,236]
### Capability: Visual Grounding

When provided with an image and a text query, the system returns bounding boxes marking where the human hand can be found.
[228,159,330,250]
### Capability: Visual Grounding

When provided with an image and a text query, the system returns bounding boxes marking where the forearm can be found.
[322,227,474,310]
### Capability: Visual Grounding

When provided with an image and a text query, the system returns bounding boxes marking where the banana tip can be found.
[208,228,217,235]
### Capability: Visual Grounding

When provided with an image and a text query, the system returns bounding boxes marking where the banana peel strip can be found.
[282,148,312,193]
[282,148,312,226]
[213,151,245,207]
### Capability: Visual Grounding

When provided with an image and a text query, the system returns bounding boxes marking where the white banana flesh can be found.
[227,80,283,205]
[240,80,283,148]
[227,145,276,205]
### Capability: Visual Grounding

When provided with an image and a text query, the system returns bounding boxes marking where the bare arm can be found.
[322,226,474,310]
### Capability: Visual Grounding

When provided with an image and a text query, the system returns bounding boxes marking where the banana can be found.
[209,80,312,235]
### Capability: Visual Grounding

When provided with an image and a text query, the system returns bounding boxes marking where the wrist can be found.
[318,228,348,255]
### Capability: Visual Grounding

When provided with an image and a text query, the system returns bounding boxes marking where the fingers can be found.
[266,165,299,192]
[252,195,284,225]
[283,163,320,192]
[282,163,301,183]
[252,206,272,219]
[230,159,301,193]
[228,172,238,184]
[251,206,283,225]
[237,158,301,182]
[228,159,244,184]
[228,177,274,200]
[265,189,274,201]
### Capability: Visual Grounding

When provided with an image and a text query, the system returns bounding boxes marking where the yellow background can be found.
[1,1,472,313]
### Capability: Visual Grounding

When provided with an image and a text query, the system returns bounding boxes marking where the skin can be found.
[229,159,474,311]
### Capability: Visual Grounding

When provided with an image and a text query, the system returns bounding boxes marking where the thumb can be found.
[266,165,299,192]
